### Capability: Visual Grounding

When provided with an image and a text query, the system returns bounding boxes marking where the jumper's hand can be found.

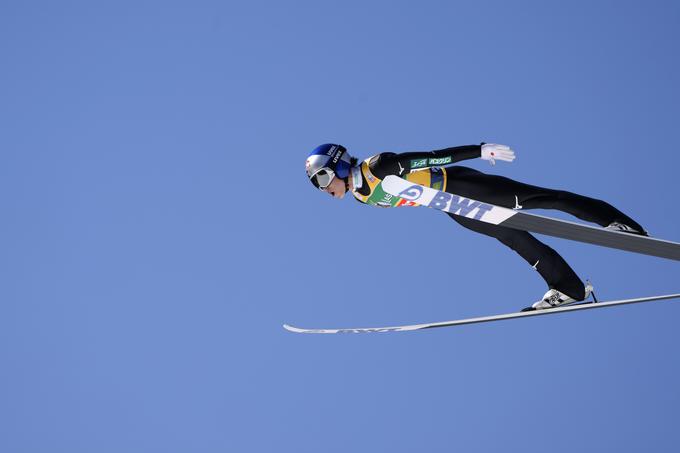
[481,143,515,165]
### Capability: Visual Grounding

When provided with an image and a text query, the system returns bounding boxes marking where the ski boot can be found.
[523,282,594,311]
[605,222,648,236]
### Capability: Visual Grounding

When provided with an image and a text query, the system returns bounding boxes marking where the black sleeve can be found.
[369,145,482,179]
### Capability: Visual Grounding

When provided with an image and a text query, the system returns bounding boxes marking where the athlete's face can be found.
[323,176,346,199]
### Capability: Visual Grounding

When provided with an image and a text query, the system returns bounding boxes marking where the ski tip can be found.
[283,324,305,333]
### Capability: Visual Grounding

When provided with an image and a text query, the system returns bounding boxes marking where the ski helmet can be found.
[305,144,353,190]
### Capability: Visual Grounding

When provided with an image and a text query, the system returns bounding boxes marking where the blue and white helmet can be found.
[305,144,353,190]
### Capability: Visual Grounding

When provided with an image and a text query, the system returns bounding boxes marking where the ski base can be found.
[283,293,680,334]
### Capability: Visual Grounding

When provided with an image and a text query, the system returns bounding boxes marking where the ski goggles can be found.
[309,168,336,190]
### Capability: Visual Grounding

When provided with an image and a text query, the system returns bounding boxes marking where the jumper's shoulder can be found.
[367,152,400,179]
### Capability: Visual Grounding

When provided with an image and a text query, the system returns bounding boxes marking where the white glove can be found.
[481,143,516,165]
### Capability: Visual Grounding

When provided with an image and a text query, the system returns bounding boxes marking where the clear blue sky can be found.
[2,1,680,452]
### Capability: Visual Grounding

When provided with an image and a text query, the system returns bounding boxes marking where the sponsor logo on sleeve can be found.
[428,156,452,166]
[410,156,452,168]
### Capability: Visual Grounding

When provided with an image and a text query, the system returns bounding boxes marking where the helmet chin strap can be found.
[349,165,362,192]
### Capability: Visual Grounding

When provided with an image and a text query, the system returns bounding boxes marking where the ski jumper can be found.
[351,145,645,300]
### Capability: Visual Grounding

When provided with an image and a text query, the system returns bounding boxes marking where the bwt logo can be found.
[399,185,493,220]
[397,185,424,201]
[430,192,494,220]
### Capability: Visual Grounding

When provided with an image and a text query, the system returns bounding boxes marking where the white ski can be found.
[283,293,680,334]
[381,175,680,261]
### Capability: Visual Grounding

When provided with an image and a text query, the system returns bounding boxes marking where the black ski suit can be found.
[350,144,645,300]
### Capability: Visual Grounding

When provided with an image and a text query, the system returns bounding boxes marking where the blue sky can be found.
[2,1,679,452]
